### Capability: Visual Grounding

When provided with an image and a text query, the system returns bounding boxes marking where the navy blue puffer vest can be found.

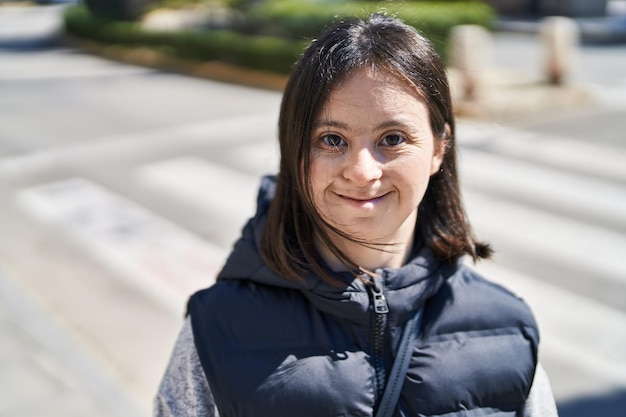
[188,178,539,417]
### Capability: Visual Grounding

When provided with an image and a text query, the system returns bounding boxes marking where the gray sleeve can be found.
[154,317,220,417]
[522,363,559,417]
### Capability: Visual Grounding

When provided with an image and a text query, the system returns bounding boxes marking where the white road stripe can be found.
[460,149,626,228]
[464,189,626,285]
[457,121,626,183]
[0,60,153,81]
[135,156,260,234]
[132,152,626,288]
[0,112,277,179]
[218,141,280,177]
[16,178,228,316]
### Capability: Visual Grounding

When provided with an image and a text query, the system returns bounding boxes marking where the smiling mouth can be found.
[339,192,389,203]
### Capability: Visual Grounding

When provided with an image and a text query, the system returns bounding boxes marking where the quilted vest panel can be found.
[188,270,538,417]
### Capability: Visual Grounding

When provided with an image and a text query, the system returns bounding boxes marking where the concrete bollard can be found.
[539,16,580,85]
[448,25,494,101]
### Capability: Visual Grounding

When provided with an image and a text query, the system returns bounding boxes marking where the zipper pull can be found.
[371,275,389,314]
[373,290,389,314]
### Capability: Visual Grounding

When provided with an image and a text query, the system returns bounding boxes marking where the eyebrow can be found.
[313,119,415,132]
[313,120,348,130]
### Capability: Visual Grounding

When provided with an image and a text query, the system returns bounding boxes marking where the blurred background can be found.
[0,0,625,416]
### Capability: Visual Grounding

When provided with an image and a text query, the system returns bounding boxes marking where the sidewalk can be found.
[0,264,143,417]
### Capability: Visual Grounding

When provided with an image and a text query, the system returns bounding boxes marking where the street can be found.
[1,4,625,417]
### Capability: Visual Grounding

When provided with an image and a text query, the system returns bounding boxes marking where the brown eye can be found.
[321,134,346,147]
[380,134,405,146]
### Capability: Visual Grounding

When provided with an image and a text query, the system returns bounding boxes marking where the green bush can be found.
[247,0,495,54]
[64,5,307,73]
[64,0,495,75]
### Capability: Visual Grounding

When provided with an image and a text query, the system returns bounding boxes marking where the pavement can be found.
[0,264,144,417]
[0,3,625,417]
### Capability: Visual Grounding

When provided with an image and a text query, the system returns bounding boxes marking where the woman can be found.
[155,14,558,417]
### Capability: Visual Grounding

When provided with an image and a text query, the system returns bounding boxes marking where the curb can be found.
[62,34,288,91]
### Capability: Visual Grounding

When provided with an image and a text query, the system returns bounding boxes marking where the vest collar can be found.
[217,175,453,325]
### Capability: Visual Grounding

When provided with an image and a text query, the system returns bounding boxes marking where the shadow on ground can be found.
[558,389,626,417]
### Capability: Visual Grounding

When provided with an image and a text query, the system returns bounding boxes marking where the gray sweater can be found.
[154,317,559,417]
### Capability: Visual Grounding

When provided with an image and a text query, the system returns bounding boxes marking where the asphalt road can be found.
[1,4,625,417]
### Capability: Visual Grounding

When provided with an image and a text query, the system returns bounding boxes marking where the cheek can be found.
[396,155,435,199]
[309,159,330,203]
[310,154,337,184]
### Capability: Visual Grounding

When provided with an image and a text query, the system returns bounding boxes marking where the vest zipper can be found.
[369,273,389,404]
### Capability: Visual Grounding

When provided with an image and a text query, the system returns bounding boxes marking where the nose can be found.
[342,147,382,185]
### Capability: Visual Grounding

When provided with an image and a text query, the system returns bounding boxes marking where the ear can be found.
[430,123,450,175]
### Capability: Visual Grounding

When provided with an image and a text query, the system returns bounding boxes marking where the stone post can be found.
[539,16,580,85]
[449,25,494,101]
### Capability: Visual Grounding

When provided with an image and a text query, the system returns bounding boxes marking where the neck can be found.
[315,230,415,273]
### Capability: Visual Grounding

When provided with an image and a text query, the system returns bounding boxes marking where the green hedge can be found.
[247,0,495,54]
[64,6,307,73]
[64,1,494,75]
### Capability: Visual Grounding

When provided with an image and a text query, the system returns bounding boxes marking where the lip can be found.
[337,192,390,206]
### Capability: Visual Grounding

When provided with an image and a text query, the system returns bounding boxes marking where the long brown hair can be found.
[260,14,491,285]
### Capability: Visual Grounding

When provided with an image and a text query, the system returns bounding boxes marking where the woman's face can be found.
[310,67,445,245]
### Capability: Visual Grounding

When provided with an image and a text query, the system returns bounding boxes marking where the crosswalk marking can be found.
[461,149,626,231]
[136,156,260,239]
[9,118,625,404]
[216,141,280,177]
[0,111,278,180]
[15,171,626,394]
[465,189,626,285]
[13,127,623,299]
[16,178,227,316]
[457,121,626,183]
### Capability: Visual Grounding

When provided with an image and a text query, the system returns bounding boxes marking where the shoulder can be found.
[187,280,311,342]
[188,279,299,314]
[426,262,539,342]
[445,262,534,315]
[188,281,247,307]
